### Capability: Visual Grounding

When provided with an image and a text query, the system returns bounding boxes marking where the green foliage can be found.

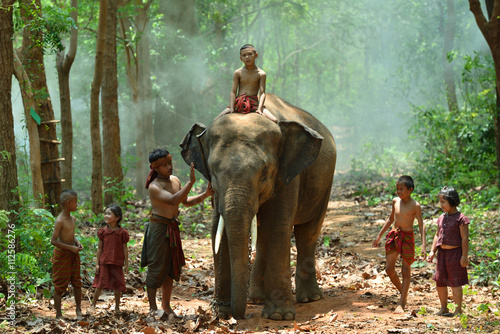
[13,1,76,54]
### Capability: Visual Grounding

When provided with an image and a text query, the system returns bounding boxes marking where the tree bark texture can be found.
[56,0,78,190]
[102,0,123,205]
[0,0,20,216]
[12,51,44,203]
[90,0,108,214]
[18,0,62,212]
[468,0,500,182]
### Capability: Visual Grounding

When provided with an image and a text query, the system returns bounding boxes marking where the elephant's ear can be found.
[180,123,211,181]
[279,121,323,185]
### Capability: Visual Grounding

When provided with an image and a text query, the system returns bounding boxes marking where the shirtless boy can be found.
[216,44,278,123]
[141,148,213,317]
[372,175,426,313]
[51,189,83,319]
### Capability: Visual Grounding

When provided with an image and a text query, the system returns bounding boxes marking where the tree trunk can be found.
[441,0,458,112]
[56,0,78,190]
[102,0,123,205]
[90,0,108,214]
[0,0,20,216]
[468,0,500,184]
[18,0,62,212]
[12,51,44,203]
[119,1,154,198]
[156,0,198,144]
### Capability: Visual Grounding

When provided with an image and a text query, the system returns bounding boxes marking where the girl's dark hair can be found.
[105,204,123,227]
[439,186,460,207]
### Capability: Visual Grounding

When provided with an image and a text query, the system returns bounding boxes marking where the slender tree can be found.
[56,0,78,190]
[119,0,154,198]
[102,0,123,205]
[469,0,500,183]
[0,0,20,216]
[90,0,107,214]
[16,0,63,212]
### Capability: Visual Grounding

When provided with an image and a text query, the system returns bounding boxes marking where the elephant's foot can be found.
[262,300,295,320]
[296,284,323,303]
[214,301,231,319]
[248,289,265,304]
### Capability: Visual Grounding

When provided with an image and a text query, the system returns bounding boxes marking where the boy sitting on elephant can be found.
[215,44,278,123]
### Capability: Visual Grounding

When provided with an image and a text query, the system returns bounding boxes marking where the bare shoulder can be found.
[234,68,243,77]
[258,67,266,76]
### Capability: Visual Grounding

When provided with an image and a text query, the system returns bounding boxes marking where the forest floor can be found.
[4,183,500,333]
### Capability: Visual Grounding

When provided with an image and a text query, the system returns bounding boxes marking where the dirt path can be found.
[10,197,499,333]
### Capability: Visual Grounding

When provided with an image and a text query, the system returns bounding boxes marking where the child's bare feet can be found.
[87,305,96,315]
[436,307,450,316]
[76,308,83,317]
[394,305,405,314]
[55,314,64,319]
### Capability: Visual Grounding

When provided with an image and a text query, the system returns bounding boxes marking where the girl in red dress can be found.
[427,187,470,316]
[88,204,129,314]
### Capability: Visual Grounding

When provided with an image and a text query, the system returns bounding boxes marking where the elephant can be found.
[180,93,336,320]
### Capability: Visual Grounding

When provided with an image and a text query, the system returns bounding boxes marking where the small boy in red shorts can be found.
[216,44,278,123]
[372,175,426,313]
[51,190,83,319]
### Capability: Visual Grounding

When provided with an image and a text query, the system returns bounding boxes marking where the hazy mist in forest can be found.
[11,0,490,193]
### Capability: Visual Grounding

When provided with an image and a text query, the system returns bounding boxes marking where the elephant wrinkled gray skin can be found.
[180,94,336,320]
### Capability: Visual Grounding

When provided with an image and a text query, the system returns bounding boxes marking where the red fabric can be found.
[92,264,126,292]
[97,227,129,266]
[385,228,415,265]
[52,247,82,295]
[145,169,158,189]
[433,247,468,287]
[436,212,470,247]
[233,94,259,114]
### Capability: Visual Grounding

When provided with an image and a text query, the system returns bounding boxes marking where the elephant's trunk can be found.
[220,188,257,318]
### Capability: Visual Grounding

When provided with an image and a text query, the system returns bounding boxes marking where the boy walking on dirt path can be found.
[372,175,426,313]
[142,148,213,317]
[216,44,278,123]
[51,189,83,319]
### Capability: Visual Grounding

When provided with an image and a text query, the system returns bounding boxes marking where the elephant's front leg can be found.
[256,199,297,320]
[212,216,232,319]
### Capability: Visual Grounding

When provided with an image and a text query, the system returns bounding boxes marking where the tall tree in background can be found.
[155,0,198,144]
[90,0,107,214]
[56,0,78,190]
[0,0,20,216]
[119,0,155,198]
[440,0,458,111]
[102,0,123,205]
[469,0,500,183]
[16,0,63,212]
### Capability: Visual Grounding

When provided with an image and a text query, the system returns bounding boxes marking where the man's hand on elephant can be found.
[206,182,214,197]
[189,162,196,184]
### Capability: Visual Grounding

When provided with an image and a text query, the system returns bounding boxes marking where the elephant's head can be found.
[180,113,323,318]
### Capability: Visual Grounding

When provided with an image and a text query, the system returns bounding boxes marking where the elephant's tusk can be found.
[215,215,224,254]
[251,215,257,251]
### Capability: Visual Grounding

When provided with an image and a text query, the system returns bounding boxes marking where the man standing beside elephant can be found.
[141,148,213,317]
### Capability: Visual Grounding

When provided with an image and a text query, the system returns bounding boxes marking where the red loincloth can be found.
[385,228,415,265]
[433,247,468,287]
[52,247,82,295]
[233,94,259,114]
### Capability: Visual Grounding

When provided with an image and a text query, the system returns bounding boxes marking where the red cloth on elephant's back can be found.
[232,94,260,113]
